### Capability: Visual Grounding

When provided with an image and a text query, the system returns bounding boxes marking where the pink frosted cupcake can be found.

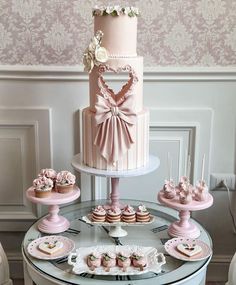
[87,251,102,270]
[121,205,136,223]
[102,252,116,271]
[131,251,147,270]
[106,207,121,223]
[33,176,53,198]
[38,168,57,189]
[91,205,106,222]
[117,251,131,271]
[56,170,76,193]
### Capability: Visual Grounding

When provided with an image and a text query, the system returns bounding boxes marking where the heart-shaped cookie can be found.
[38,240,63,255]
[177,243,202,257]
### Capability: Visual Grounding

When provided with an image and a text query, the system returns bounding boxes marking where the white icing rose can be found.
[56,171,76,186]
[123,205,135,213]
[131,7,139,15]
[137,204,147,212]
[105,6,115,14]
[33,176,53,191]
[83,52,94,73]
[113,5,122,15]
[123,7,131,15]
[94,47,108,63]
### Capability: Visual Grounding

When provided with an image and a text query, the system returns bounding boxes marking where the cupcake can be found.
[102,252,116,271]
[121,205,136,223]
[91,205,106,222]
[131,251,147,270]
[163,179,176,199]
[33,176,53,198]
[87,251,102,270]
[106,207,121,223]
[117,251,131,271]
[38,168,57,188]
[56,170,76,193]
[136,204,150,222]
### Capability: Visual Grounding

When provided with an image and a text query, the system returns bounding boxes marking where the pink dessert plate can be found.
[164,237,212,262]
[27,235,75,260]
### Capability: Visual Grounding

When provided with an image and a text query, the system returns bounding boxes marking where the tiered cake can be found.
[82,6,149,171]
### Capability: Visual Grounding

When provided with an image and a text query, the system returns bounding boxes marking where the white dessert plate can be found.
[27,235,75,260]
[164,237,212,262]
[68,245,166,275]
[82,214,155,226]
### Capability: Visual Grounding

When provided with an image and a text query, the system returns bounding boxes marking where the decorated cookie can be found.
[38,240,63,255]
[177,242,202,257]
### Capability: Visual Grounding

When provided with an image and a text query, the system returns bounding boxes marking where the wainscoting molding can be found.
[0,108,51,230]
[0,65,236,81]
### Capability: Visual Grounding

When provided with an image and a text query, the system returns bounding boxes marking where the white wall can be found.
[0,66,235,281]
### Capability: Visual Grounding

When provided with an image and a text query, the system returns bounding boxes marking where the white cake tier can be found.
[89,56,143,113]
[82,107,149,171]
[94,14,137,57]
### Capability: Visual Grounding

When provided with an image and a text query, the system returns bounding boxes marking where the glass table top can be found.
[22,199,212,285]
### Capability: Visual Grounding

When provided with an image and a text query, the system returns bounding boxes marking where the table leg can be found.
[23,259,34,285]
[168,210,200,238]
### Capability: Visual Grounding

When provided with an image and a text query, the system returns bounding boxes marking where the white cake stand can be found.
[71,153,160,237]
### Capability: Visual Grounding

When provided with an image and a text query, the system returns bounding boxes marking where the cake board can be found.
[26,186,80,234]
[71,153,160,237]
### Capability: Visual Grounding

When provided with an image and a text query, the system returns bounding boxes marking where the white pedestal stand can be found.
[71,154,160,237]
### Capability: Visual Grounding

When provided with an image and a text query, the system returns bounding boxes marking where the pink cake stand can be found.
[158,190,213,238]
[26,186,80,234]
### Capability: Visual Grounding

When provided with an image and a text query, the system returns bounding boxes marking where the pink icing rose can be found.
[56,171,76,186]
[39,168,57,180]
[94,205,106,214]
[108,207,121,215]
[123,205,135,214]
[33,176,53,191]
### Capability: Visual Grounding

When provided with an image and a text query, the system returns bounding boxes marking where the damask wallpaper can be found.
[0,0,235,67]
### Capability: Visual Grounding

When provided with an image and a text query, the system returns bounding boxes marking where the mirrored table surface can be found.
[22,200,212,285]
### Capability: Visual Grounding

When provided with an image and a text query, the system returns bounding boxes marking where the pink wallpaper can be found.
[0,0,235,67]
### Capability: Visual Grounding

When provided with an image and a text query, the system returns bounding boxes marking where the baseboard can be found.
[207,254,232,282]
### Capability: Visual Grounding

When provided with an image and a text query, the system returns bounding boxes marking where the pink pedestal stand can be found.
[26,186,80,234]
[158,190,213,238]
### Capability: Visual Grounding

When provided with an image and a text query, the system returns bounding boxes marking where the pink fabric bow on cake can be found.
[94,92,136,164]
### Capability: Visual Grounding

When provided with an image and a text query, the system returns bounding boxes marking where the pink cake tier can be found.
[89,57,143,112]
[83,108,149,170]
[94,14,137,57]
[82,6,148,171]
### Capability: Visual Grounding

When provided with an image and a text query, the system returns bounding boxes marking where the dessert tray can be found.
[82,214,155,226]
[164,237,212,262]
[27,235,75,260]
[68,245,166,275]
[82,215,155,238]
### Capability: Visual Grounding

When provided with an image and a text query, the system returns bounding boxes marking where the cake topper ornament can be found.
[83,30,108,73]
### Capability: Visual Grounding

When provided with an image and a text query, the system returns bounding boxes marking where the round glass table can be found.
[22,200,212,285]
